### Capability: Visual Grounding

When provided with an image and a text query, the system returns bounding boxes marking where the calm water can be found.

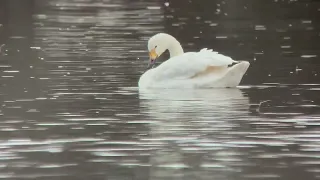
[0,0,320,179]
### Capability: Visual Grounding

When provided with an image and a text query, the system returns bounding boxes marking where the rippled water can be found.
[0,0,320,179]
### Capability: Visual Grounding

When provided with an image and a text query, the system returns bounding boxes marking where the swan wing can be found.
[198,48,237,66]
[153,48,238,80]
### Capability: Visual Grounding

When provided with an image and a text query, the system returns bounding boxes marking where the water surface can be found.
[0,0,320,179]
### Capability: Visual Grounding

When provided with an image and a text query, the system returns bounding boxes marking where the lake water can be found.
[0,0,320,179]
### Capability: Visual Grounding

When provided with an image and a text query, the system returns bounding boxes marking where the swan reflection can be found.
[138,88,250,179]
[139,88,249,119]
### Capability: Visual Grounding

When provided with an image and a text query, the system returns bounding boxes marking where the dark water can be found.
[0,0,320,179]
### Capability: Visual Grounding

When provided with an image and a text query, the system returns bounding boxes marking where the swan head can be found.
[147,33,179,69]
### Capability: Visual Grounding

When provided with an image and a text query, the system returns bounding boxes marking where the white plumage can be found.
[139,33,250,89]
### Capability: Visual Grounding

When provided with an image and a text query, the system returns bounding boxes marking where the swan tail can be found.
[221,61,250,87]
[202,61,250,88]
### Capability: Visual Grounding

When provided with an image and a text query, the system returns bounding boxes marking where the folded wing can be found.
[153,48,237,81]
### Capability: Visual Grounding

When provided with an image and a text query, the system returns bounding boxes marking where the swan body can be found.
[139,33,250,89]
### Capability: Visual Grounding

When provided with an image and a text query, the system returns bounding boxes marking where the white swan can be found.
[138,33,250,89]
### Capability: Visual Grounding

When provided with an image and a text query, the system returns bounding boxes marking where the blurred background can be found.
[0,0,320,179]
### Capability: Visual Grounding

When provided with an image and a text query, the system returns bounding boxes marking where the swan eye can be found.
[155,46,157,49]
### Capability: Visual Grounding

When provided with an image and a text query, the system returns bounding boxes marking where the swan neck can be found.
[168,38,184,57]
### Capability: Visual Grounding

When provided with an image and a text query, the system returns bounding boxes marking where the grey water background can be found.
[0,0,320,179]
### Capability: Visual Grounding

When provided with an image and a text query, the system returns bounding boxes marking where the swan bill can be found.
[149,48,158,60]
